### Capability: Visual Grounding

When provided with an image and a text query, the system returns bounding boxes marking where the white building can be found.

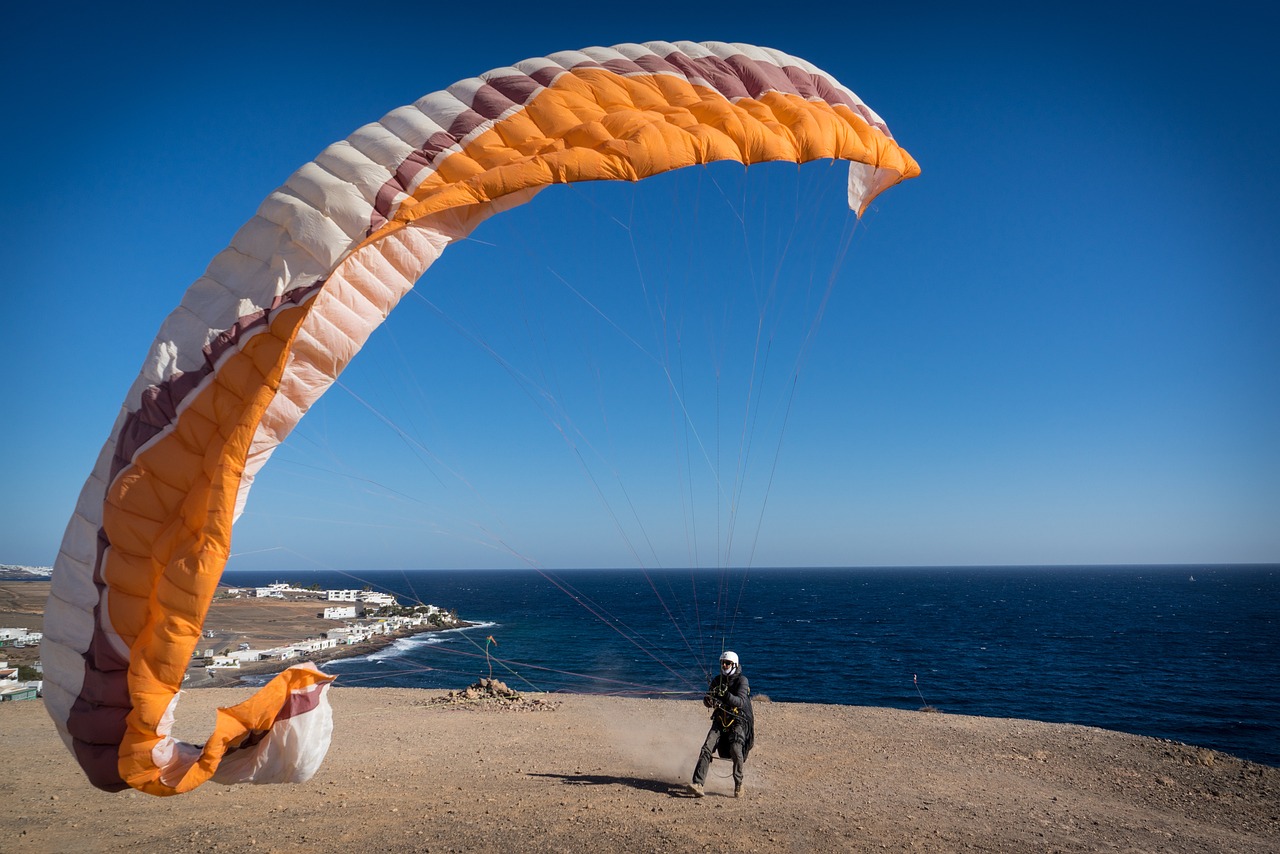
[207,649,262,668]
[293,637,337,653]
[260,647,299,662]
[0,628,40,645]
[325,589,398,608]
[324,605,360,620]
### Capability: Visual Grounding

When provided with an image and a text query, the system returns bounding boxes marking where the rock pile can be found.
[418,678,559,712]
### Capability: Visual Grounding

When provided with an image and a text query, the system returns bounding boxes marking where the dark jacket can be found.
[705,669,754,749]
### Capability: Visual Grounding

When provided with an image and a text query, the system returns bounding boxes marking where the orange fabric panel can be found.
[387,69,916,233]
[102,301,313,793]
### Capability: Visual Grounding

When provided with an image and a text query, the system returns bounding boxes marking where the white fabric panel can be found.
[41,600,94,666]
[38,658,83,746]
[153,692,204,787]
[480,65,529,84]
[313,141,394,202]
[44,412,125,731]
[513,56,562,78]
[447,75,492,106]
[848,162,900,215]
[225,215,300,281]
[761,45,816,74]
[412,91,473,135]
[381,104,450,145]
[545,49,596,69]
[345,119,419,166]
[94,565,134,655]
[606,42,653,61]
[172,274,248,332]
[205,248,271,295]
[671,40,716,59]
[283,162,376,242]
[257,190,351,271]
[580,45,629,64]
[211,676,334,784]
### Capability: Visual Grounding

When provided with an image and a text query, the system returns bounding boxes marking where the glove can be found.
[703,694,714,708]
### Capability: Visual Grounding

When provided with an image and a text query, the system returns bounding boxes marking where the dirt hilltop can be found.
[3,580,1277,851]
[0,687,1276,852]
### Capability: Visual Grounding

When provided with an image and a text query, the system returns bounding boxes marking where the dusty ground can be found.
[1,688,1276,853]
[0,580,46,669]
[4,580,1278,852]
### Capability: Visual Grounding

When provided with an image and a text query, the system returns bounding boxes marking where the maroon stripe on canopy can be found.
[367,46,872,229]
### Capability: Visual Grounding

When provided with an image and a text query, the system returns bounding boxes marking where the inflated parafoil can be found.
[43,41,918,795]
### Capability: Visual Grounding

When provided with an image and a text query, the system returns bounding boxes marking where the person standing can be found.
[688,650,754,798]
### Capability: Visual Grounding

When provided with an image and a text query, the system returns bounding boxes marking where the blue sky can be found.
[1,2,1276,571]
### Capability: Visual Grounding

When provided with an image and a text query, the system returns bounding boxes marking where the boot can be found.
[734,782,744,798]
[687,782,704,798]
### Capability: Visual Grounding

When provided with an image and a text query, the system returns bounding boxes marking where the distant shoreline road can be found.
[0,580,473,688]
[188,619,477,688]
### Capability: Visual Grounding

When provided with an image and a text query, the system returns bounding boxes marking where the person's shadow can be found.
[527,772,678,795]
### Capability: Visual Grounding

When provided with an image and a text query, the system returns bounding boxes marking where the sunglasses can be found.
[720,660,735,668]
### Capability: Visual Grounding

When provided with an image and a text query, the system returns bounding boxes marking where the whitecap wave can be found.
[341,620,498,665]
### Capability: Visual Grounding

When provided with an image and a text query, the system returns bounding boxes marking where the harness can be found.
[709,675,747,730]
[703,673,755,763]
[715,707,739,729]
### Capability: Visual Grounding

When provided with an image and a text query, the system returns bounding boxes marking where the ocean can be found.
[225,564,1280,768]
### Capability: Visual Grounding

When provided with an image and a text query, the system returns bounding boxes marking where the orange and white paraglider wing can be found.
[42,40,918,796]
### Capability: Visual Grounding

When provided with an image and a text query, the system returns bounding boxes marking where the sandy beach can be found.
[2,579,1278,851]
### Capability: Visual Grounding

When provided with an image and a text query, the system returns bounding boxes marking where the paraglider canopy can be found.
[41,40,917,796]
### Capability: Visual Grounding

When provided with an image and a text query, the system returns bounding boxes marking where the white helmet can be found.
[719,651,739,674]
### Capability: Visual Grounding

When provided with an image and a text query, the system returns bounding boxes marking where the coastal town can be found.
[194,581,465,679]
[0,569,467,699]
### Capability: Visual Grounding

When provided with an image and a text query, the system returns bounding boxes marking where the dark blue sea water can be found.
[225,565,1280,767]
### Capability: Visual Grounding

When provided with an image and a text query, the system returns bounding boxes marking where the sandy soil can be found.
[3,580,1277,852]
[0,580,46,669]
[0,688,1275,853]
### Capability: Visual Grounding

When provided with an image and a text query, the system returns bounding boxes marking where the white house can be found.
[0,628,39,646]
[361,592,398,608]
[208,649,261,668]
[260,647,299,662]
[324,605,360,620]
[0,684,38,701]
[293,638,337,653]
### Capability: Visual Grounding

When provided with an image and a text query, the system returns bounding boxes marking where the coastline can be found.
[0,580,483,690]
[185,620,479,688]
